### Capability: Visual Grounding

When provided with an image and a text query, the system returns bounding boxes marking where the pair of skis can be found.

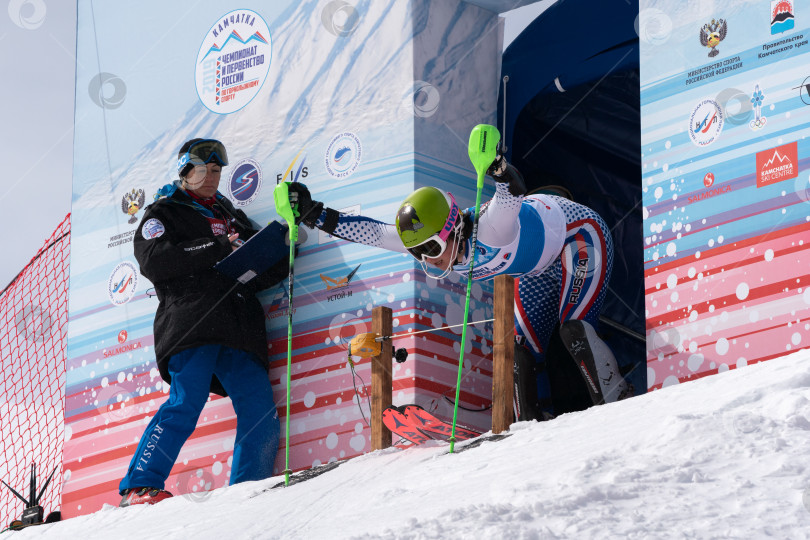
[382,404,481,446]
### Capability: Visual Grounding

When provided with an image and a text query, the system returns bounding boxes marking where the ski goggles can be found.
[407,234,449,260]
[405,193,460,261]
[176,139,229,174]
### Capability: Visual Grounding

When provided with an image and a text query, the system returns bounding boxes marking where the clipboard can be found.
[214,220,288,284]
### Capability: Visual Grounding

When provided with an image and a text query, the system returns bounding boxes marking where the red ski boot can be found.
[119,487,173,507]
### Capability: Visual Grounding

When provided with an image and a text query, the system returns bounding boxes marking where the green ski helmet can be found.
[395,187,462,261]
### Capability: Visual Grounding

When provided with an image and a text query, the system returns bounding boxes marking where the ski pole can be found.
[272,181,300,486]
[449,124,500,453]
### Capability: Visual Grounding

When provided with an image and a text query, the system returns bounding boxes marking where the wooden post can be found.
[371,306,393,450]
[492,274,515,434]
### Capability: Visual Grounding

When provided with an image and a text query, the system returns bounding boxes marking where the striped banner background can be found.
[640,0,810,390]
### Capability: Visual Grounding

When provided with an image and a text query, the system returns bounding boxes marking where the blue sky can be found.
[0,0,76,289]
[0,0,549,290]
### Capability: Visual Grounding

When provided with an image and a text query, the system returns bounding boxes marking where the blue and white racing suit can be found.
[315,181,615,414]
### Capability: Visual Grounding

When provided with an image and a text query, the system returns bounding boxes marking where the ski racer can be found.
[118,138,287,506]
[288,155,632,421]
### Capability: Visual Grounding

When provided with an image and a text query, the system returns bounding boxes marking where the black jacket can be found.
[134,185,288,396]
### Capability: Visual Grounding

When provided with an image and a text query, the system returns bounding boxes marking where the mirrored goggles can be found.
[177,139,229,174]
[406,234,448,261]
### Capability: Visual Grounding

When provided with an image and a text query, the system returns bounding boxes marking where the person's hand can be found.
[229,233,243,251]
[486,154,507,179]
[287,182,324,227]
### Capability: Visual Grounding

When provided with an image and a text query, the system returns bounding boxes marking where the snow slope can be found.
[16,350,810,539]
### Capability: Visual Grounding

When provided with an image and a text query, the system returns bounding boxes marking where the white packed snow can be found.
[15,350,810,539]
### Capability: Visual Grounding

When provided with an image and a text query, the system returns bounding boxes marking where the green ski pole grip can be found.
[468,124,500,189]
[273,181,299,243]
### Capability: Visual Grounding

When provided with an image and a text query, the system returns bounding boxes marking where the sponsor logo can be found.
[471,258,509,280]
[184,240,216,252]
[228,158,262,207]
[704,172,715,187]
[579,360,600,395]
[771,1,795,35]
[195,10,272,114]
[688,99,724,147]
[397,206,425,241]
[267,284,295,319]
[276,151,309,184]
[320,264,360,302]
[121,188,145,224]
[699,18,727,57]
[756,142,798,187]
[568,259,589,304]
[107,261,138,306]
[794,76,810,106]
[104,331,143,358]
[689,184,732,204]
[749,84,767,130]
[325,132,362,179]
[141,218,165,240]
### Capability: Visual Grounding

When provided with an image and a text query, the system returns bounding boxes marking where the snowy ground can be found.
[15,350,810,539]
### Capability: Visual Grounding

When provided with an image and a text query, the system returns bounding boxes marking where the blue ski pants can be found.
[119,345,279,493]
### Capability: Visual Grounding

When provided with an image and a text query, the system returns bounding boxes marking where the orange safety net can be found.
[0,214,70,524]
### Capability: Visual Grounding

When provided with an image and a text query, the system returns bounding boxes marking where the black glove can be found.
[486,155,526,197]
[287,182,324,227]
[486,154,507,178]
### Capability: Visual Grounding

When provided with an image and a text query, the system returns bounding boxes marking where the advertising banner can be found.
[639,1,810,389]
[65,0,501,515]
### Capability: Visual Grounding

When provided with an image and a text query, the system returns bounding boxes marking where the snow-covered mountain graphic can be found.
[199,30,269,62]
[73,0,495,213]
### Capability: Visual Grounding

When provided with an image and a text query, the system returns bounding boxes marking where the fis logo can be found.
[276,150,309,184]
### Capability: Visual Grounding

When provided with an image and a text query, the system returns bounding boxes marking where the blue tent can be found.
[499,0,644,408]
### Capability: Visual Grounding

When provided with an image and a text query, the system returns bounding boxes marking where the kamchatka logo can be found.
[771,1,795,35]
[688,99,724,147]
[195,10,272,114]
[325,132,362,179]
[228,158,262,207]
[107,261,138,306]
